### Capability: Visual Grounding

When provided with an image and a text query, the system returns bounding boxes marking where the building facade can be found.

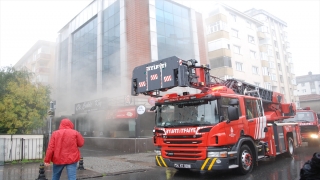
[55,0,206,138]
[295,72,320,96]
[14,40,56,98]
[205,4,297,103]
[294,72,320,110]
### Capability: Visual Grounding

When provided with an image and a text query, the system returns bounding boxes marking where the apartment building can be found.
[294,72,320,110]
[205,4,297,103]
[295,72,320,95]
[13,40,56,98]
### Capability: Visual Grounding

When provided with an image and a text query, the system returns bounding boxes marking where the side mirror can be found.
[150,106,156,111]
[227,106,239,121]
[229,99,239,106]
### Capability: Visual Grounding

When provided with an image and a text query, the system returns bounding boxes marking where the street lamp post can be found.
[48,101,55,140]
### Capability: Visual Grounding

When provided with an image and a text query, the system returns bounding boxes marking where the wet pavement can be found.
[0,143,318,180]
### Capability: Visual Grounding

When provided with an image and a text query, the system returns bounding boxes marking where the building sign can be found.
[75,98,108,114]
[115,107,137,119]
[137,105,146,115]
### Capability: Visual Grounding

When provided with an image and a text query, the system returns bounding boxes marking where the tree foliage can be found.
[0,67,50,134]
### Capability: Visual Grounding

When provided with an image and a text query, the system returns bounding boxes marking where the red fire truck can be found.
[284,107,320,146]
[131,56,302,174]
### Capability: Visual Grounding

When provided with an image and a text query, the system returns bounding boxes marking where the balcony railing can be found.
[35,53,51,62]
[35,67,50,74]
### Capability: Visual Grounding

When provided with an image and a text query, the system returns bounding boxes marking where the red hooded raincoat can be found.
[44,119,84,164]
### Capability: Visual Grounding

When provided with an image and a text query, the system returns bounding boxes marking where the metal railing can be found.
[0,135,46,164]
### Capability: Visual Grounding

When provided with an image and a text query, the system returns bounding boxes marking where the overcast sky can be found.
[0,0,319,76]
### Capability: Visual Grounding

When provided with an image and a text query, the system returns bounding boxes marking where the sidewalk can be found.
[0,152,156,180]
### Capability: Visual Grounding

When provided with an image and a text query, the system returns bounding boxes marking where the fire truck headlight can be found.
[208,151,227,158]
[310,134,319,139]
[207,152,219,157]
[154,150,161,156]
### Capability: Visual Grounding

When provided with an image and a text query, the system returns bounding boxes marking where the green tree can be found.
[0,67,50,134]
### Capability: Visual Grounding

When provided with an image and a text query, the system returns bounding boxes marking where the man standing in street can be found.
[44,118,84,180]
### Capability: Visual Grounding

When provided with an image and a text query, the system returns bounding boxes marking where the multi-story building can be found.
[294,72,320,111]
[13,40,56,98]
[55,0,206,140]
[245,8,297,103]
[295,72,320,95]
[205,3,297,103]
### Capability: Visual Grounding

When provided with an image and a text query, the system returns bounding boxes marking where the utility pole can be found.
[48,101,55,140]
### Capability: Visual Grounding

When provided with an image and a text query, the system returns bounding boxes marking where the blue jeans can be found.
[52,162,77,180]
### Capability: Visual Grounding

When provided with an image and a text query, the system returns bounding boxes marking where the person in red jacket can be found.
[44,118,84,180]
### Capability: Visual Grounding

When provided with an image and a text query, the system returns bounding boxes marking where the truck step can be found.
[229,165,239,169]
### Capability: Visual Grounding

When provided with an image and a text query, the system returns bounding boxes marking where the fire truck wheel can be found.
[285,137,294,157]
[237,145,254,175]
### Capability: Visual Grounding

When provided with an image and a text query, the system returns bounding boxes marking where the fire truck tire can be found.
[285,137,294,157]
[237,145,254,175]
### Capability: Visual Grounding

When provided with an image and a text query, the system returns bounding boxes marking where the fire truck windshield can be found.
[156,100,221,127]
[284,112,315,122]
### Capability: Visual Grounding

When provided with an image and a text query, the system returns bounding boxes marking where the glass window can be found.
[155,0,163,9]
[220,97,241,120]
[181,18,189,29]
[164,11,174,25]
[230,13,236,22]
[274,40,278,47]
[156,1,193,60]
[278,63,282,71]
[244,99,260,119]
[207,21,227,34]
[108,16,114,29]
[231,29,238,37]
[172,3,181,16]
[157,21,165,36]
[166,37,175,46]
[236,62,243,71]
[248,35,255,43]
[270,73,277,81]
[250,50,256,59]
[252,66,259,74]
[163,1,172,13]
[165,24,174,37]
[174,15,182,27]
[233,45,240,54]
[156,9,164,22]
[181,8,188,18]
[246,21,252,29]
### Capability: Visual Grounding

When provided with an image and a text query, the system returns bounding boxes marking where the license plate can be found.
[173,163,191,168]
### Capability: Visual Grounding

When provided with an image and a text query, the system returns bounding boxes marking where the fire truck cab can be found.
[131,56,302,175]
[284,107,320,146]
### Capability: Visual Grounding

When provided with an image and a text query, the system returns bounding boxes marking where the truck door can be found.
[245,98,266,140]
[220,97,243,144]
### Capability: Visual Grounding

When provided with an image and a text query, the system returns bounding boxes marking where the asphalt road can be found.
[94,144,318,180]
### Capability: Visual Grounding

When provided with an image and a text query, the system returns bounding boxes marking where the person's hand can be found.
[44,162,50,167]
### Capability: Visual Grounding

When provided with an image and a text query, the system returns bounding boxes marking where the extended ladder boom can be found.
[132,56,284,104]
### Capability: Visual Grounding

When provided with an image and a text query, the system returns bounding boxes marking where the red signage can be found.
[115,106,137,119]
